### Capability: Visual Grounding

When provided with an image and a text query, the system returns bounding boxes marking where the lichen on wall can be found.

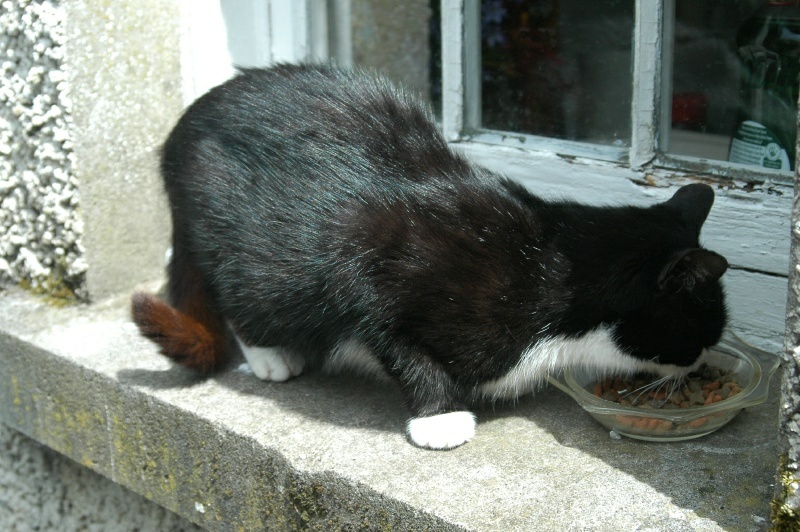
[0,423,201,530]
[0,0,87,300]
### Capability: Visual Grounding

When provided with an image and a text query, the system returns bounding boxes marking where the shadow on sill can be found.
[118,339,780,531]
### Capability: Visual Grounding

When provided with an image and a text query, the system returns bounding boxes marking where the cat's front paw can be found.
[406,411,476,450]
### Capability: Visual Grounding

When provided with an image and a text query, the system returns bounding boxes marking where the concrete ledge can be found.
[0,287,780,530]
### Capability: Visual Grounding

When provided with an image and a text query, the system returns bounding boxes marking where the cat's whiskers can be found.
[619,374,680,406]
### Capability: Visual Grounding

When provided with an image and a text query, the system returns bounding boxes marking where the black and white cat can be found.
[132,64,728,450]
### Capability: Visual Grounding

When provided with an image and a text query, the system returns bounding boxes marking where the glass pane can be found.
[668,1,799,172]
[430,0,443,118]
[480,0,634,146]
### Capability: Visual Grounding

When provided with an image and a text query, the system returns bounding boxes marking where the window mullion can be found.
[269,0,329,64]
[629,0,665,168]
[463,0,481,133]
[659,0,675,154]
[308,0,330,61]
[442,0,480,139]
[442,0,466,141]
[328,0,352,67]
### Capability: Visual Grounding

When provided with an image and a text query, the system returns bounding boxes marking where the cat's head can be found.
[612,184,728,374]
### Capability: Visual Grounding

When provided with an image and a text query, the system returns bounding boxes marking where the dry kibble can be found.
[688,391,705,405]
[596,364,743,433]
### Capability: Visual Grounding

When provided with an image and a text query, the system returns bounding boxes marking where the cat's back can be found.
[162,64,469,196]
[180,64,414,140]
[157,64,487,335]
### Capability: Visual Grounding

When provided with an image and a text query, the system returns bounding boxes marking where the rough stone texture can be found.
[0,422,201,531]
[0,0,86,298]
[0,287,782,531]
[351,0,430,102]
[0,0,180,302]
[774,109,800,528]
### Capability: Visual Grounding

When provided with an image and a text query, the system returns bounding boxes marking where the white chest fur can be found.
[478,326,698,401]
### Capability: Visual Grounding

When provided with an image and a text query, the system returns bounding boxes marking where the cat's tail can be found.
[131,291,228,373]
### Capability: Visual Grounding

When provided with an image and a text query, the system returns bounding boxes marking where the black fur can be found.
[146,64,727,426]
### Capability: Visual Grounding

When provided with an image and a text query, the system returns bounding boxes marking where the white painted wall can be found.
[178,0,234,106]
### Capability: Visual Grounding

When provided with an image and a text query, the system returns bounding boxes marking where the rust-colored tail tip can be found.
[130,292,224,373]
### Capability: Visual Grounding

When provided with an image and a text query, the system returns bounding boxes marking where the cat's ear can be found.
[658,248,728,291]
[664,184,715,233]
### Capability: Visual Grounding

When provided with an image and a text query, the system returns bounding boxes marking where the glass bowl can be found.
[547,331,780,441]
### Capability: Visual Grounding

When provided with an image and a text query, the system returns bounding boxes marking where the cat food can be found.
[592,364,743,432]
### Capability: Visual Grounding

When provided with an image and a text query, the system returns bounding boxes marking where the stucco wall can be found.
[775,132,800,526]
[0,0,86,299]
[0,0,188,527]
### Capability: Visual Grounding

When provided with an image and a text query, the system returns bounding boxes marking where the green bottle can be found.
[729,2,800,171]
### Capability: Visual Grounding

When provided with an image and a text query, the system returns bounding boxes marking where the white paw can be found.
[236,338,305,382]
[406,411,476,450]
[282,348,306,377]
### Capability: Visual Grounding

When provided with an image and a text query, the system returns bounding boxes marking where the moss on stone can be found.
[771,455,800,531]
[18,257,85,305]
[19,274,80,306]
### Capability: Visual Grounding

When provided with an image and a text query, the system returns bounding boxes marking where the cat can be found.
[132,64,728,450]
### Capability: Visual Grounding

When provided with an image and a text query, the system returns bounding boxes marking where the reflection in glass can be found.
[480,0,634,146]
[669,1,800,172]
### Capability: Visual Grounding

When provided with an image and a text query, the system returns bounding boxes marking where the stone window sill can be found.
[0,287,779,530]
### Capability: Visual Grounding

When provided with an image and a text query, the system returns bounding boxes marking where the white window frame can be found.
[180,0,342,105]
[443,0,795,184]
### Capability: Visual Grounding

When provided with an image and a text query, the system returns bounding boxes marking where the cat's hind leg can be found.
[132,224,228,373]
[384,345,476,450]
[235,335,305,382]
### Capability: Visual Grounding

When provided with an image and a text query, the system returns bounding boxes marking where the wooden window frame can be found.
[443,0,794,184]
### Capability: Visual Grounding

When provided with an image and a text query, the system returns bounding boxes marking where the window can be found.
[440,0,798,182]
[667,1,800,175]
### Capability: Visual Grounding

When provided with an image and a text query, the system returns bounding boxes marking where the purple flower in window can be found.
[482,0,507,48]
[482,0,507,24]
